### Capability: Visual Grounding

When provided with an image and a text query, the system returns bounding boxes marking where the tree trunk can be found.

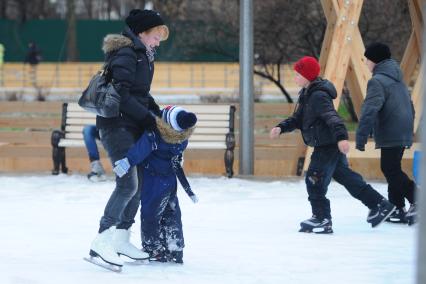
[66,0,78,61]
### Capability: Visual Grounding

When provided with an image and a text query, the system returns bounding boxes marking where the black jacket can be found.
[277,78,348,147]
[356,59,414,148]
[96,26,161,132]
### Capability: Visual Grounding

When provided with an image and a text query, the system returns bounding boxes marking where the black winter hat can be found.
[125,9,164,35]
[364,42,391,63]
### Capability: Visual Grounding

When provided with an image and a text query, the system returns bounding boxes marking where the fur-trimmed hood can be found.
[102,26,146,54]
[102,34,133,54]
[155,117,195,144]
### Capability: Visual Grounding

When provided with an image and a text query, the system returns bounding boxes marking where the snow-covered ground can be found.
[0,174,416,284]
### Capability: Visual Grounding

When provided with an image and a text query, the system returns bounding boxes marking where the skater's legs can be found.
[98,127,139,232]
[333,154,383,209]
[140,175,173,252]
[306,146,339,220]
[161,193,185,252]
[381,147,416,207]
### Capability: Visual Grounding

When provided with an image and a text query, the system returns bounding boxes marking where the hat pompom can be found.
[162,106,197,132]
[176,111,197,130]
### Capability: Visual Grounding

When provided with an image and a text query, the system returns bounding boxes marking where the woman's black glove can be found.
[140,113,157,131]
[148,97,161,116]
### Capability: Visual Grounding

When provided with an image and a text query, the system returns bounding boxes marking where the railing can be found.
[0,62,297,95]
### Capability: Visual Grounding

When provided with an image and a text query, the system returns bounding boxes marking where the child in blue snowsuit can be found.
[113,105,197,264]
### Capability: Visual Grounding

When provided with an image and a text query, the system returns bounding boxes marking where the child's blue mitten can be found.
[113,157,130,178]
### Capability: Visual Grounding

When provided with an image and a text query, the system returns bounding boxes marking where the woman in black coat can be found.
[88,9,169,269]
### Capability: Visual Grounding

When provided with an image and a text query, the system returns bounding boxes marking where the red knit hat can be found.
[293,56,320,81]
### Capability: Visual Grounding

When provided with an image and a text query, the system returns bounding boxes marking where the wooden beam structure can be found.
[320,0,367,111]
[402,0,424,133]
[303,0,424,173]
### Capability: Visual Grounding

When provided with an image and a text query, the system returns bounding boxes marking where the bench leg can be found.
[51,130,68,175]
[225,132,235,178]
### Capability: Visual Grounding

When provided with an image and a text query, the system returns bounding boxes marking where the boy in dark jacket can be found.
[357,42,416,225]
[113,105,197,263]
[270,56,395,234]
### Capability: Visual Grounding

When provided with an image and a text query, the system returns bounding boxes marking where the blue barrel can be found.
[413,150,422,185]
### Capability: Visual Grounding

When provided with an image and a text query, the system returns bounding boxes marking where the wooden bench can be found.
[51,102,236,177]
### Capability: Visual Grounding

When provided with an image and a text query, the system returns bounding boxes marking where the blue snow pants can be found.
[140,167,184,253]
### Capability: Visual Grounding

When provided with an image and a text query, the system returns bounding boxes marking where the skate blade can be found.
[123,259,149,265]
[385,219,408,224]
[118,253,150,264]
[313,228,333,234]
[83,256,122,273]
[372,206,396,228]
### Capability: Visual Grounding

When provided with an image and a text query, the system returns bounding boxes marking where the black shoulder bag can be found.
[78,55,120,118]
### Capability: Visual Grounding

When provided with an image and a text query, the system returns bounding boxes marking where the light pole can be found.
[239,0,254,175]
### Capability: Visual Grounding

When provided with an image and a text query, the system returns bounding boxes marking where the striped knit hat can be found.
[161,105,197,132]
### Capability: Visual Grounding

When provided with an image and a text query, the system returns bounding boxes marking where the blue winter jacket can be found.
[125,117,194,176]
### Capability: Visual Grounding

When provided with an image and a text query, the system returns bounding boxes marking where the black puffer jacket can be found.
[96,26,161,132]
[277,78,348,147]
[356,59,414,148]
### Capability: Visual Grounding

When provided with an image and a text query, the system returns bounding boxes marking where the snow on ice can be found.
[0,174,416,284]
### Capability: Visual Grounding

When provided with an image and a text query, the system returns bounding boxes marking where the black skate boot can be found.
[167,250,184,264]
[299,216,333,234]
[385,207,408,224]
[406,204,417,226]
[145,247,167,262]
[367,199,396,228]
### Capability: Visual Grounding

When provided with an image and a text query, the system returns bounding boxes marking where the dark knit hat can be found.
[293,56,320,81]
[162,105,197,132]
[364,42,391,63]
[125,9,164,35]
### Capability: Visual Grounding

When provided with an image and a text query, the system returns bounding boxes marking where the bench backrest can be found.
[58,102,235,150]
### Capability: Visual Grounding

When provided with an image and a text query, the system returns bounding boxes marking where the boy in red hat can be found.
[270,56,395,234]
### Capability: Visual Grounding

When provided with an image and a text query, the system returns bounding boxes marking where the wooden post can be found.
[402,0,424,134]
[304,0,367,172]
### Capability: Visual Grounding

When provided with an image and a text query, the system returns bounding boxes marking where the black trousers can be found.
[306,145,383,220]
[380,147,416,208]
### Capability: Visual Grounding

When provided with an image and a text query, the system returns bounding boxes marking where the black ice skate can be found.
[166,250,184,264]
[406,204,417,226]
[299,216,333,234]
[367,199,396,228]
[145,248,168,262]
[385,207,408,224]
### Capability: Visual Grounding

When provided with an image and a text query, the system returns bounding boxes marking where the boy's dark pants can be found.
[380,147,416,208]
[306,145,383,220]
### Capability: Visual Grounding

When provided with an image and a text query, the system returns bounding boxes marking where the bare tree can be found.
[360,0,411,61]
[66,0,78,61]
[252,0,326,102]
